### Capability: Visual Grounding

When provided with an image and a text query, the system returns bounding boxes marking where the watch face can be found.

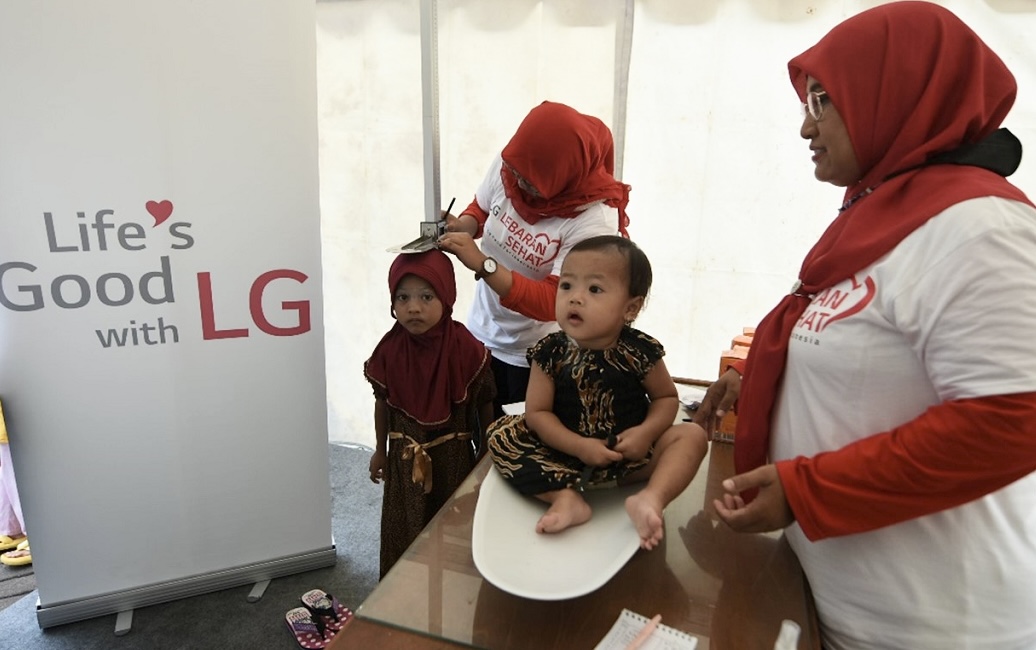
[484,258,497,274]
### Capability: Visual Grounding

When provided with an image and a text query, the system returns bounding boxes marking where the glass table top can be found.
[354,443,818,650]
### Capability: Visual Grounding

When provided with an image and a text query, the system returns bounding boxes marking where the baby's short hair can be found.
[569,235,652,298]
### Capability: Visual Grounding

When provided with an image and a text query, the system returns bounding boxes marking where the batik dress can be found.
[373,364,495,578]
[487,326,663,496]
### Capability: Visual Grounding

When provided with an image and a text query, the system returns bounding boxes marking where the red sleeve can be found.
[461,196,488,238]
[726,359,747,375]
[499,272,558,322]
[777,391,1036,541]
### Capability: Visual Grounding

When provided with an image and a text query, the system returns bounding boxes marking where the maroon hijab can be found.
[501,101,631,236]
[735,2,1033,474]
[364,250,489,427]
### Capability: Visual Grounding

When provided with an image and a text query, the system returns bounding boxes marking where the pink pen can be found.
[625,614,661,650]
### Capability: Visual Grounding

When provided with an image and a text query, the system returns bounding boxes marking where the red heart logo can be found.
[817,275,875,331]
[146,200,174,227]
[532,233,562,266]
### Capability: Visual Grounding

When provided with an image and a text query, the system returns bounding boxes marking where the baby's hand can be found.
[579,438,623,467]
[612,425,653,460]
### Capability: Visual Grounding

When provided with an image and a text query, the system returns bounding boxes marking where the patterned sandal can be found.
[300,589,353,633]
[285,606,328,649]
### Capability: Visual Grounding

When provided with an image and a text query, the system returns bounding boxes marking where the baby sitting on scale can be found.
[487,235,708,550]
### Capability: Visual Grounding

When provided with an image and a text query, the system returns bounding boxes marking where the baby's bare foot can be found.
[626,491,665,550]
[536,491,592,534]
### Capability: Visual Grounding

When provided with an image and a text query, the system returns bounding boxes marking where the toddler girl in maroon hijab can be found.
[364,249,496,578]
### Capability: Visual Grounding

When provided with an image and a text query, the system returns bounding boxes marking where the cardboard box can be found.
[718,345,750,378]
[713,328,753,444]
[714,411,737,444]
[731,334,754,349]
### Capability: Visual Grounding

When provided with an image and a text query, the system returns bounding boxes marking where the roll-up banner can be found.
[0,0,333,627]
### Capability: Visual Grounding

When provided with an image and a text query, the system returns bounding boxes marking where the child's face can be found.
[393,274,444,336]
[555,248,643,349]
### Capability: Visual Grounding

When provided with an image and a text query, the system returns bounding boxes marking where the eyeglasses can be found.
[504,162,542,198]
[803,90,829,122]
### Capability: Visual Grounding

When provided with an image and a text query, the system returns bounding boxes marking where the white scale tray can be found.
[471,464,642,601]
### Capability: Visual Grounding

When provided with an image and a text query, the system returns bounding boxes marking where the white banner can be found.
[0,0,331,622]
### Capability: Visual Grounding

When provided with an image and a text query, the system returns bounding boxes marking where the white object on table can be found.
[471,465,641,600]
[594,608,698,650]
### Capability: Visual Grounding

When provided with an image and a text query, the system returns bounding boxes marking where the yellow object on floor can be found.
[1,539,31,566]
[0,534,26,552]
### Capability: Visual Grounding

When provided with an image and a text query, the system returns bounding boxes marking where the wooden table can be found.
[329,442,820,650]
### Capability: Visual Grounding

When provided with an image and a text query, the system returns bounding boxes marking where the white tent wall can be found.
[316,0,1036,449]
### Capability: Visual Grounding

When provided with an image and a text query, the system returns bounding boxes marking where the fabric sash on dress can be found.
[389,431,472,494]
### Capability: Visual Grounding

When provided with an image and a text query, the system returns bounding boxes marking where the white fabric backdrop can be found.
[317,0,1036,448]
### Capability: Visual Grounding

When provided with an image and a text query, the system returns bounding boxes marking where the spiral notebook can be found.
[594,609,698,650]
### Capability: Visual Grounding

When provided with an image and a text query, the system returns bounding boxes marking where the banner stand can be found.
[35,547,336,630]
[1,1,333,631]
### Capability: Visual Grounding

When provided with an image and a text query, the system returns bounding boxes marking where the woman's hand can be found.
[693,368,742,440]
[713,464,794,533]
[444,211,477,236]
[437,231,485,273]
[369,448,387,484]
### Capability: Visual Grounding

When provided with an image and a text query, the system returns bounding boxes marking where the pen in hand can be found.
[625,613,661,650]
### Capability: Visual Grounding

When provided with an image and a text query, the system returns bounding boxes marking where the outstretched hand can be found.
[692,368,741,439]
[713,464,794,533]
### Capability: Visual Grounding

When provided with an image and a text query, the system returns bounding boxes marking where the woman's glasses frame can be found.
[804,90,829,122]
[503,161,542,198]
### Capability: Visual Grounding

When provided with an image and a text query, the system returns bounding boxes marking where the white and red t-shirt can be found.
[772,197,1036,649]
[464,155,619,366]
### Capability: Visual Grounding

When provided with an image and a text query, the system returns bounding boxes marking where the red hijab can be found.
[735,2,1034,474]
[501,101,631,236]
[364,250,489,428]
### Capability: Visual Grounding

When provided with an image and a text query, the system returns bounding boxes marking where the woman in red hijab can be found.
[437,101,631,418]
[364,249,496,578]
[703,3,1036,648]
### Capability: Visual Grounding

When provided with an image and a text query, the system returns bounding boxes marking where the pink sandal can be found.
[300,589,353,632]
[284,606,329,649]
